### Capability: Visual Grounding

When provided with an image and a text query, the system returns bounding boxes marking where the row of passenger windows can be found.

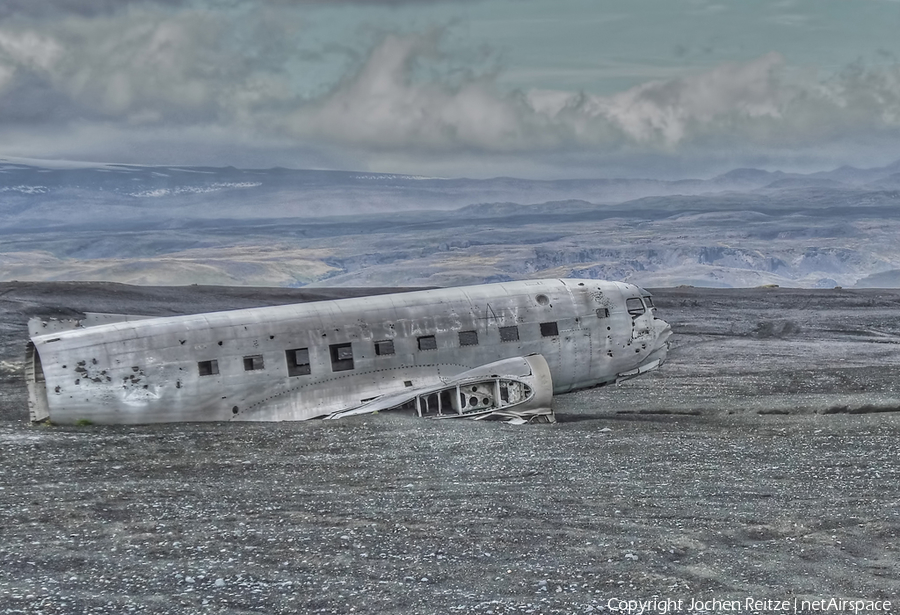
[196,321,561,377]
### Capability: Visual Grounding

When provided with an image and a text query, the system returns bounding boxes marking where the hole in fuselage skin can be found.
[232,406,239,414]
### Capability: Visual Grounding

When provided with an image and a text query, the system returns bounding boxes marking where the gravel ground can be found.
[0,283,898,614]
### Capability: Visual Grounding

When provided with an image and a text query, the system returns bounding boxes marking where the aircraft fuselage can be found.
[26,278,671,424]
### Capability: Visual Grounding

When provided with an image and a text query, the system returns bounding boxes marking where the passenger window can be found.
[418,335,437,351]
[198,359,219,376]
[458,330,478,346]
[243,354,265,371]
[286,348,311,376]
[626,297,645,316]
[499,325,519,342]
[375,340,395,356]
[330,343,354,372]
[540,322,559,337]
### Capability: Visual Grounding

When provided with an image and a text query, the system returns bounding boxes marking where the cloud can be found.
[0,0,478,19]
[292,36,900,154]
[287,32,545,151]
[0,6,302,124]
[567,52,790,147]
[1,8,899,172]
[0,0,188,20]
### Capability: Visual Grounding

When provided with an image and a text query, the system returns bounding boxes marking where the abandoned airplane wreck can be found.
[25,278,672,425]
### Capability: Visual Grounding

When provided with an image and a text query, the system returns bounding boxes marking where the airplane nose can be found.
[615,315,672,384]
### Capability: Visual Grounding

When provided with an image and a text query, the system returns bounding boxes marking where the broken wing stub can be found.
[326,354,555,423]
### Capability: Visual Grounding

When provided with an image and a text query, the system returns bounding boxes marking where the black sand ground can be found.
[0,283,898,614]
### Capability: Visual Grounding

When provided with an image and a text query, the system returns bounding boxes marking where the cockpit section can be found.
[615,283,672,378]
[626,297,647,317]
[621,285,658,319]
[622,284,656,319]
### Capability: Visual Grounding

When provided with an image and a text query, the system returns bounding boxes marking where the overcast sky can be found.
[1,0,900,178]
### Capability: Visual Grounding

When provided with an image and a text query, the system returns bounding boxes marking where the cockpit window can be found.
[642,296,654,308]
[626,297,646,316]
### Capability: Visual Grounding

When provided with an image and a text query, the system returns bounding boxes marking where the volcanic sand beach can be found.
[0,283,898,613]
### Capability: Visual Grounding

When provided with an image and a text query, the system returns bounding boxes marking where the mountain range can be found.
[2,156,900,288]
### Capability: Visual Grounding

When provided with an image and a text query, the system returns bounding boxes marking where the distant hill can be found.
[855,270,900,288]
[3,157,900,288]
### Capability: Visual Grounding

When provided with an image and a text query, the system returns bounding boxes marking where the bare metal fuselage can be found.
[26,278,671,424]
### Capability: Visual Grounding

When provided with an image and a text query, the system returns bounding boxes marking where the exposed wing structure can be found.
[326,355,554,423]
